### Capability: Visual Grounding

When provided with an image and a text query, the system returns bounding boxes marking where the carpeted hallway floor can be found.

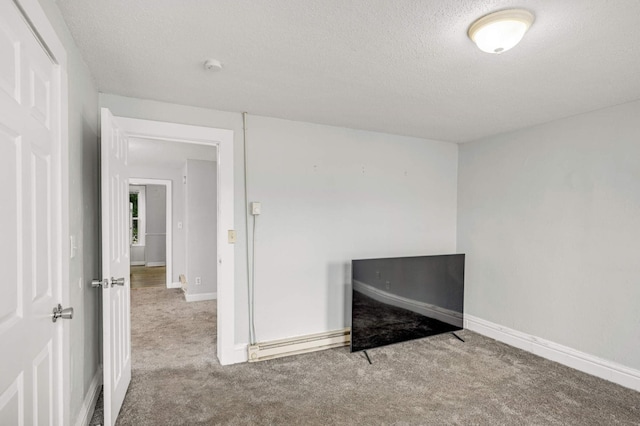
[90,287,640,425]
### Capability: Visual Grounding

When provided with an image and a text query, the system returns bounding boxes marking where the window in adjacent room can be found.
[129,185,146,246]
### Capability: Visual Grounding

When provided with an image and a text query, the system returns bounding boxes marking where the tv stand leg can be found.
[363,350,372,364]
[452,332,465,343]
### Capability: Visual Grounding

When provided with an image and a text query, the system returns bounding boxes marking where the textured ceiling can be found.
[57,0,640,143]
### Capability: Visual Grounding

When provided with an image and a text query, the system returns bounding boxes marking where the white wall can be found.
[128,165,184,281]
[100,93,459,345]
[130,245,145,265]
[36,0,101,422]
[145,185,167,265]
[458,100,640,371]
[246,116,459,340]
[185,160,217,295]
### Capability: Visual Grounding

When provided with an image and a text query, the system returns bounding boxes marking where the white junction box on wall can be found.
[251,202,261,215]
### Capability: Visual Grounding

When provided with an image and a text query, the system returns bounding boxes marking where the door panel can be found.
[0,1,63,425]
[0,125,21,334]
[32,342,53,425]
[101,108,131,426]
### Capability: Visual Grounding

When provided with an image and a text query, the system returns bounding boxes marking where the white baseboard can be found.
[184,292,217,302]
[74,365,102,426]
[248,328,350,362]
[234,344,249,363]
[218,344,248,365]
[167,281,182,289]
[130,261,145,266]
[145,261,166,267]
[465,315,640,392]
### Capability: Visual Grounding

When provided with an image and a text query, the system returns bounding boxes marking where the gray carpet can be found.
[90,288,640,425]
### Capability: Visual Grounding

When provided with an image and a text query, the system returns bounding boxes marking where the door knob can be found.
[91,278,108,288]
[111,277,125,287]
[52,304,73,322]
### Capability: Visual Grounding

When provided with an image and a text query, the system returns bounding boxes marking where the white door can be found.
[0,1,66,424]
[99,108,132,425]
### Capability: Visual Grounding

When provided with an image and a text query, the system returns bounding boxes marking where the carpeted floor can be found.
[90,288,640,425]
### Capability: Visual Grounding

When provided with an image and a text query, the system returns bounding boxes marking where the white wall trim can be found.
[168,281,182,289]
[145,261,166,267]
[116,116,235,365]
[73,365,102,426]
[465,315,640,392]
[130,261,145,266]
[184,292,217,302]
[354,280,463,326]
[234,344,249,364]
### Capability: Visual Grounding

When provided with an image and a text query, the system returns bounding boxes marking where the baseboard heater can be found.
[248,328,350,362]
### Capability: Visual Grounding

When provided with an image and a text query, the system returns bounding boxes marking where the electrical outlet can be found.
[195,277,202,285]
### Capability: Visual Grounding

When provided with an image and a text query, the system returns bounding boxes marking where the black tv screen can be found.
[350,254,465,352]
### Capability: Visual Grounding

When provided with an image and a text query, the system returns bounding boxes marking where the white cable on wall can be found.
[251,214,257,343]
[243,112,257,345]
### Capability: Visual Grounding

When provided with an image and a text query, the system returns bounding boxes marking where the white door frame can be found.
[114,116,237,365]
[129,178,174,287]
[9,0,70,423]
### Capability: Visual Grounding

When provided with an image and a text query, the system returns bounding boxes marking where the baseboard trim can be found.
[184,292,217,302]
[74,365,102,426]
[145,261,166,267]
[234,344,249,363]
[248,328,350,362]
[130,261,145,266]
[167,281,182,289]
[465,315,640,392]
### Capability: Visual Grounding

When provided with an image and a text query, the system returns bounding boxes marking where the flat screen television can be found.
[350,254,465,352]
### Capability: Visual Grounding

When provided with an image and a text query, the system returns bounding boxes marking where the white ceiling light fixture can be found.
[468,9,535,54]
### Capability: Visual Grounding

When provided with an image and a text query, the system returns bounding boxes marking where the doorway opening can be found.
[113,114,236,366]
[127,137,219,297]
[128,178,174,289]
[98,109,237,424]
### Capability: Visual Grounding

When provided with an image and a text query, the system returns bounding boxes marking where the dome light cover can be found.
[468,9,535,54]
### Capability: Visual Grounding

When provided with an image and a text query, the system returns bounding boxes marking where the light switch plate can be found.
[70,235,77,259]
[228,230,236,243]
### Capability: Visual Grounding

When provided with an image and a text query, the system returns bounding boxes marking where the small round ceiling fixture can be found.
[468,9,534,54]
[204,59,223,72]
